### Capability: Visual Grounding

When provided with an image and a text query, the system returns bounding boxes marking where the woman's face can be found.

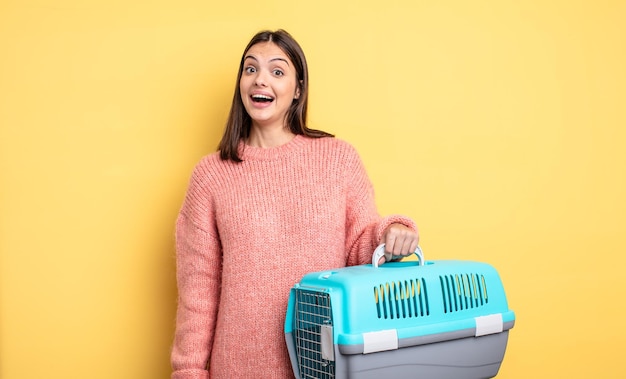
[239,42,300,131]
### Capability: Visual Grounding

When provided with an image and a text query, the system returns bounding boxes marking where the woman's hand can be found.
[378,223,420,266]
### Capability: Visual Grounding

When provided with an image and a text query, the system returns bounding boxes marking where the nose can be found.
[254,69,268,87]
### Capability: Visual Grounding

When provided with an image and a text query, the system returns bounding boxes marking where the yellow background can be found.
[1,0,625,378]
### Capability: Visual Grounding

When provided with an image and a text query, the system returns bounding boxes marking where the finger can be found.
[409,237,419,256]
[384,233,396,255]
[378,256,386,266]
[392,231,411,256]
[398,237,413,257]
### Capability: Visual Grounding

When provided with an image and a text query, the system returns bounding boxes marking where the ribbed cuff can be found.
[172,369,209,379]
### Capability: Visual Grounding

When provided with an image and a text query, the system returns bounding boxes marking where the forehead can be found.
[244,42,293,65]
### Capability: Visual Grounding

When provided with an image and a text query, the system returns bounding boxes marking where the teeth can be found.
[252,94,274,101]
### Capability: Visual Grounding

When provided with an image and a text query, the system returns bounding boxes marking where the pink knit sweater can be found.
[171,135,416,379]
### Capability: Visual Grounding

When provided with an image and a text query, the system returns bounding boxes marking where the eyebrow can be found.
[243,55,290,66]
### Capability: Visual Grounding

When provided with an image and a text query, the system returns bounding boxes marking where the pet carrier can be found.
[285,245,515,379]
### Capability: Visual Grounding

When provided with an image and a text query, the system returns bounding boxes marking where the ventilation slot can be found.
[440,273,488,313]
[374,278,430,319]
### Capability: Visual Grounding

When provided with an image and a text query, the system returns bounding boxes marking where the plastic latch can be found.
[363,329,398,354]
[475,314,504,337]
[320,325,334,361]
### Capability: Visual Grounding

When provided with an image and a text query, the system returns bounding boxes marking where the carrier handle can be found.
[372,244,424,268]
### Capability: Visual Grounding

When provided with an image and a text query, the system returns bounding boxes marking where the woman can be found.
[171,29,419,379]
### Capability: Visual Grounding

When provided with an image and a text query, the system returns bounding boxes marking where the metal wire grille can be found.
[293,289,335,379]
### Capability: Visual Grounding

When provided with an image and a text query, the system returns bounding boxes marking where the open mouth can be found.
[251,94,275,103]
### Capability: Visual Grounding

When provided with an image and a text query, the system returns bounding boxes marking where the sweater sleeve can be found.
[342,144,416,266]
[171,163,222,379]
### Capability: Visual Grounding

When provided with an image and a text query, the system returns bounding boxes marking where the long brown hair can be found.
[218,29,333,162]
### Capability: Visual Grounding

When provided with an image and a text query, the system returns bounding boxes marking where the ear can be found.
[294,80,302,99]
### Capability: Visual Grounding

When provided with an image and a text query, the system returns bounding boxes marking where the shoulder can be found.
[303,136,362,161]
[190,151,222,178]
[185,151,236,192]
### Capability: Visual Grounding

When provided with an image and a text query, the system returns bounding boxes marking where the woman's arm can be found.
[171,163,222,379]
[342,143,418,266]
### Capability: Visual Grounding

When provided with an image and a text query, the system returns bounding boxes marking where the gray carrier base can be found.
[286,328,511,379]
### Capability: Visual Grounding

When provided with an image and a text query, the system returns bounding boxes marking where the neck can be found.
[246,124,296,148]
